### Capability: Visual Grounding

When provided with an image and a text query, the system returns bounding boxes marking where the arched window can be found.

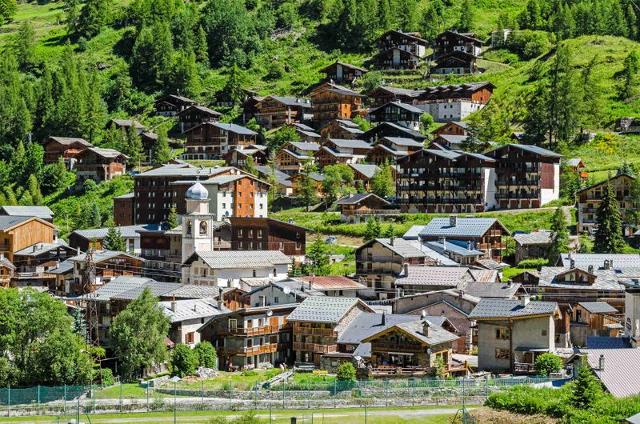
[199,221,208,235]
[186,221,192,235]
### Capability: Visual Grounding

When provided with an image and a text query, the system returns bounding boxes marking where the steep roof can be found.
[71,224,155,240]
[369,101,424,116]
[419,217,507,238]
[336,193,390,206]
[579,302,618,314]
[46,136,92,147]
[358,238,426,260]
[159,298,225,323]
[320,60,368,74]
[362,319,459,347]
[587,349,640,398]
[178,104,222,117]
[338,312,420,344]
[348,163,380,179]
[287,296,372,323]
[186,250,291,268]
[297,276,367,291]
[513,230,553,246]
[469,298,559,320]
[0,216,40,231]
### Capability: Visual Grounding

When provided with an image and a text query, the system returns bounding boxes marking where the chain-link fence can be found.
[0,376,564,418]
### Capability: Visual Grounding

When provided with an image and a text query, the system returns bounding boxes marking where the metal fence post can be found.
[7,385,10,418]
[37,385,40,408]
[173,381,177,424]
[119,382,123,413]
[201,379,204,408]
[63,384,66,415]
[146,383,149,412]
[282,379,285,409]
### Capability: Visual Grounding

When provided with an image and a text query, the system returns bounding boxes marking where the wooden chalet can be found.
[75,147,127,185]
[367,136,424,164]
[113,193,134,226]
[361,122,427,144]
[107,119,145,134]
[155,94,197,116]
[229,217,306,260]
[571,302,622,346]
[320,61,368,84]
[43,136,93,165]
[432,121,469,137]
[368,101,424,131]
[431,51,478,75]
[177,105,222,133]
[183,122,258,160]
[0,256,15,288]
[223,145,268,167]
[486,144,562,209]
[291,172,324,197]
[367,86,423,107]
[254,96,312,129]
[416,82,494,122]
[349,163,380,191]
[433,31,483,59]
[375,30,428,70]
[315,139,373,167]
[310,82,365,126]
[292,123,322,143]
[274,141,320,175]
[0,216,56,262]
[320,119,364,139]
[336,193,391,222]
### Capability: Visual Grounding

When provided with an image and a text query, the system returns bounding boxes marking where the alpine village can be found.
[4,0,640,422]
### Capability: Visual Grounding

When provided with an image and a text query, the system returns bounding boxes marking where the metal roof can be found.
[403,225,426,240]
[424,240,484,257]
[287,296,367,323]
[297,276,366,291]
[419,217,504,238]
[394,266,471,288]
[587,348,640,397]
[586,336,631,349]
[14,240,70,257]
[328,139,373,150]
[288,142,321,152]
[188,250,291,269]
[578,302,618,314]
[461,281,520,299]
[382,137,424,148]
[469,298,559,319]
[348,163,380,179]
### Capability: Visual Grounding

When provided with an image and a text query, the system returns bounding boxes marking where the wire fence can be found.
[0,376,565,418]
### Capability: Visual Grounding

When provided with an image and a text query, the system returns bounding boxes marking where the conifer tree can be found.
[0,0,16,25]
[371,163,395,198]
[420,4,441,43]
[299,161,317,212]
[125,124,144,168]
[548,207,569,262]
[150,127,173,166]
[305,237,330,276]
[222,64,247,107]
[364,217,381,241]
[27,174,43,205]
[88,202,102,228]
[13,21,37,71]
[75,0,111,39]
[570,358,604,408]
[547,46,582,146]
[458,0,473,32]
[104,226,127,251]
[620,50,640,100]
[242,156,258,176]
[167,207,179,229]
[594,179,626,253]
[194,25,209,65]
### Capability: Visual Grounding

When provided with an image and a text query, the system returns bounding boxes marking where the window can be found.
[186,221,192,235]
[247,338,253,348]
[186,332,195,344]
[495,348,510,360]
[274,296,279,304]
[496,327,510,340]
[228,319,237,332]
[541,329,548,337]
[199,221,208,235]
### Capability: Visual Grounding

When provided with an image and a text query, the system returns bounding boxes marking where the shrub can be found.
[570,360,604,409]
[194,341,217,368]
[336,362,356,382]
[517,258,549,269]
[97,367,115,386]
[534,353,563,376]
[171,344,198,377]
[506,30,552,59]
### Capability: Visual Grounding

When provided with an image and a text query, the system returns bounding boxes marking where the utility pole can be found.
[83,248,99,346]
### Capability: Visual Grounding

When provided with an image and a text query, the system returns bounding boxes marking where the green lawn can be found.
[0,406,461,423]
[174,369,282,391]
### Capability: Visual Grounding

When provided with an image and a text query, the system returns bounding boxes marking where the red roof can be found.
[298,276,366,290]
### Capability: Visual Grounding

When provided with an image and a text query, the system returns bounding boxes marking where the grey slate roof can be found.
[336,193,390,206]
[395,320,460,346]
[461,281,520,299]
[513,230,552,246]
[288,142,321,152]
[538,267,624,291]
[68,250,142,264]
[287,296,367,323]
[46,136,92,147]
[559,253,640,270]
[395,266,471,288]
[587,348,640,397]
[0,206,54,220]
[579,302,618,314]
[382,137,424,148]
[370,101,424,115]
[328,139,373,150]
[46,259,74,275]
[293,123,315,132]
[505,143,563,158]
[469,298,559,320]
[565,158,583,167]
[419,217,505,238]
[211,122,258,135]
[0,216,35,230]
[434,134,467,145]
[159,298,225,323]
[114,281,182,301]
[403,225,426,240]
[138,164,233,178]
[14,240,70,257]
[369,238,426,259]
[188,250,291,268]
[338,312,421,344]
[72,224,154,240]
[268,96,312,108]
[348,163,380,179]
[363,122,427,140]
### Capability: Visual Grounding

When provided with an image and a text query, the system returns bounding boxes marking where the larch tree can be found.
[104,226,127,252]
[548,207,569,262]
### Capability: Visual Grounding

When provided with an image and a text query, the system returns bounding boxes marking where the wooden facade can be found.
[177,105,222,133]
[577,174,636,235]
[432,121,469,137]
[0,218,56,262]
[310,83,365,126]
[254,96,311,129]
[375,30,428,70]
[183,122,257,160]
[155,94,197,116]
[320,61,367,84]
[75,148,127,185]
[433,31,482,58]
[43,136,92,165]
[229,217,306,259]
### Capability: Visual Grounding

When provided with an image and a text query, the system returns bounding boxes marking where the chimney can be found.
[422,320,430,337]
[403,263,409,276]
[421,310,427,319]
[217,295,223,309]
[171,301,177,312]
[441,236,447,251]
[603,260,610,270]
[521,295,530,307]
[570,257,576,270]
[599,354,605,371]
[588,265,594,274]
[449,216,457,227]
[389,236,394,246]
[381,311,386,326]
[467,240,473,251]
[193,304,198,312]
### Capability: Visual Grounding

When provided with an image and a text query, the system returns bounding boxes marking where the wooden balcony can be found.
[232,325,282,336]
[371,343,425,354]
[294,327,336,337]
[293,342,336,354]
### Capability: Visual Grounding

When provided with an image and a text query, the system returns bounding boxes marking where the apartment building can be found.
[577,173,636,235]
[183,122,258,160]
[310,82,365,126]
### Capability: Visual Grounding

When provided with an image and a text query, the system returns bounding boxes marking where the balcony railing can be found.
[294,327,337,337]
[292,342,336,354]
[231,325,282,336]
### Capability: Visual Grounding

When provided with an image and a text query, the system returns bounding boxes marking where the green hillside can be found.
[1,0,640,229]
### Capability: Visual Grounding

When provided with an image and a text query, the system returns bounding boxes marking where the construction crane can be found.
[82,248,99,346]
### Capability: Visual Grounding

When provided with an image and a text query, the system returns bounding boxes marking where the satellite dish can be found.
[283,287,291,295]
[421,310,427,319]
[267,310,273,317]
